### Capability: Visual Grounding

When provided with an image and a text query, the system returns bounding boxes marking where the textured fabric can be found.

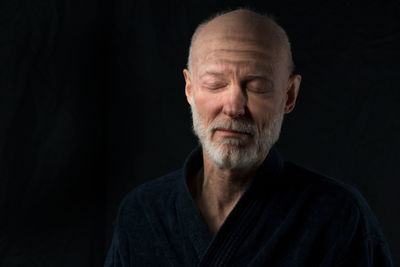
[104,146,393,266]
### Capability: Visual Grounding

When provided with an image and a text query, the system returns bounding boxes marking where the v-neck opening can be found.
[178,145,284,265]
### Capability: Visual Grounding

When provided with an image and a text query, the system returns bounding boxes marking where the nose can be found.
[222,83,247,118]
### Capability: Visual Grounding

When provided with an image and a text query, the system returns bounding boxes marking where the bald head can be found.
[187,9,294,75]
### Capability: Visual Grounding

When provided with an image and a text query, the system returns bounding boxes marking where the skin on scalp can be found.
[188,9,294,78]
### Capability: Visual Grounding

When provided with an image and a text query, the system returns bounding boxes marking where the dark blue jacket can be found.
[105,146,393,266]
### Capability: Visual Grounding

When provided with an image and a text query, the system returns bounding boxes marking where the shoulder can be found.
[283,161,383,239]
[115,168,183,229]
[284,161,365,204]
[123,168,182,204]
[283,162,393,265]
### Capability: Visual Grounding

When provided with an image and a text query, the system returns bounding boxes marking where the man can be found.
[105,8,393,266]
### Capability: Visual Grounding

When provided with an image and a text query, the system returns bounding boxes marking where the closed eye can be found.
[245,78,273,93]
[203,82,227,90]
[246,86,270,93]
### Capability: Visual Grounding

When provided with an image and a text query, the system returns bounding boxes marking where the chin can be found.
[205,139,261,169]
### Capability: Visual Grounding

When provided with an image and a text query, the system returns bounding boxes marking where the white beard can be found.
[190,95,285,170]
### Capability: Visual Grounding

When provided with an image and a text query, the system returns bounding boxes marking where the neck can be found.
[188,148,268,235]
[203,155,256,204]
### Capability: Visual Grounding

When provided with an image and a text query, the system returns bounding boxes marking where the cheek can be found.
[247,95,274,117]
[247,94,284,127]
[193,91,222,123]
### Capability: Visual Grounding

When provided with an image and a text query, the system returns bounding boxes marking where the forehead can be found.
[193,23,284,68]
[195,43,277,77]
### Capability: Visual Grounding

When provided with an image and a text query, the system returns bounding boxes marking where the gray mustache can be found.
[210,120,256,136]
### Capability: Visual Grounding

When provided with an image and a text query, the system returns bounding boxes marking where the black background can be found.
[1,0,399,266]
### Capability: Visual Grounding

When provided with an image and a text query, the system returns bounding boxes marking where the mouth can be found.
[215,128,252,136]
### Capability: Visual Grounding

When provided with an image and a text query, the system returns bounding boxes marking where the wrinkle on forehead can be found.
[193,42,287,77]
[193,45,279,78]
[198,58,275,76]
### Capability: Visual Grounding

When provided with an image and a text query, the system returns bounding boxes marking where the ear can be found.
[284,74,301,114]
[183,69,192,105]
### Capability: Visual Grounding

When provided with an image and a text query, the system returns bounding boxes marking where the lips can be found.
[215,128,251,135]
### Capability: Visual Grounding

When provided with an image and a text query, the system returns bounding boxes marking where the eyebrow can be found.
[200,71,225,79]
[200,71,268,80]
[244,73,267,79]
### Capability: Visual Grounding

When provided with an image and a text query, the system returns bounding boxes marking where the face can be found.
[184,23,300,170]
